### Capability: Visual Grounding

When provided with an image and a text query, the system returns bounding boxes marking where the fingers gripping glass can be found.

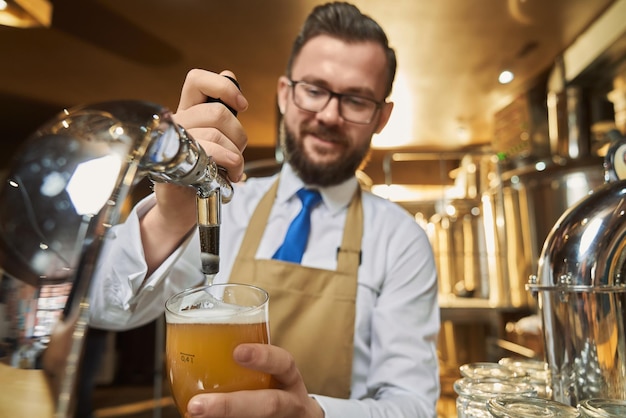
[288,80,383,124]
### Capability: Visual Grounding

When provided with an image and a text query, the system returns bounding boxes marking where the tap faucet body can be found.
[146,76,240,282]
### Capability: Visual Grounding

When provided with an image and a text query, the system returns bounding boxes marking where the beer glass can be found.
[165,283,271,416]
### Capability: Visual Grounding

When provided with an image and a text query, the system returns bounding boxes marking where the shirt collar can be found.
[277,163,359,215]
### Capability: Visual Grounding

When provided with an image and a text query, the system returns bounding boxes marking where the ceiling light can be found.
[456,126,471,142]
[498,70,515,84]
[0,0,52,28]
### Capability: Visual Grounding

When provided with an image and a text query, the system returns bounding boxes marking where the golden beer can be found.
[165,284,271,417]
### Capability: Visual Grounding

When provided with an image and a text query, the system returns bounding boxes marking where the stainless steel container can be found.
[483,157,605,308]
[528,132,626,406]
[429,199,489,299]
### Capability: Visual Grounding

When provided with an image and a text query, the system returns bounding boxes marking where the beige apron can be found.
[228,180,362,398]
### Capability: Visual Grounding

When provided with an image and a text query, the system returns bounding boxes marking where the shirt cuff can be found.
[310,395,368,418]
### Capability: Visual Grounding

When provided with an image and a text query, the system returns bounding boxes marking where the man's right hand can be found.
[140,69,249,273]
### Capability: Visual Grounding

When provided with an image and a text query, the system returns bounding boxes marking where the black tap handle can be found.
[206,75,240,116]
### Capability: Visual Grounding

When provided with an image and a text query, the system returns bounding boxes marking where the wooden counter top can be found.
[0,363,54,417]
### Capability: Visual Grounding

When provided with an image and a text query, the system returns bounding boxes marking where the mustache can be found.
[301,124,348,146]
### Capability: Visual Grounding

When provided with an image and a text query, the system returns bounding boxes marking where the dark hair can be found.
[286,2,397,98]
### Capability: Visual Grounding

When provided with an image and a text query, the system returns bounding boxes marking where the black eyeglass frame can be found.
[287,79,384,125]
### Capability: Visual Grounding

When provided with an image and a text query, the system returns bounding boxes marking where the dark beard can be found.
[279,119,371,187]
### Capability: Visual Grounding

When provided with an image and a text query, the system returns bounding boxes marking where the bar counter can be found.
[0,363,54,416]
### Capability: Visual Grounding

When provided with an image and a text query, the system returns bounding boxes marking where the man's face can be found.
[277,35,393,186]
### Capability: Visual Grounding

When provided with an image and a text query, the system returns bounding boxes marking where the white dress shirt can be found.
[89,163,441,417]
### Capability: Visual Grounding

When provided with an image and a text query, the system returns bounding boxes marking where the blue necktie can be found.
[272,188,322,263]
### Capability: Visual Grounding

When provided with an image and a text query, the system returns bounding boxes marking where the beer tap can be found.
[148,76,240,284]
[148,137,233,284]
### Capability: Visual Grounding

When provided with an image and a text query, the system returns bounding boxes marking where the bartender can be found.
[90,2,440,417]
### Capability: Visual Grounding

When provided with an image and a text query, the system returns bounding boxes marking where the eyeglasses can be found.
[288,80,383,124]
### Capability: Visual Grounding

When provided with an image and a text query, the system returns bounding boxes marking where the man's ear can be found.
[374,101,394,134]
[277,76,291,115]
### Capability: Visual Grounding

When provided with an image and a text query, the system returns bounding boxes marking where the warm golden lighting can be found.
[498,69,515,84]
[372,71,414,149]
[0,0,52,28]
[371,184,465,202]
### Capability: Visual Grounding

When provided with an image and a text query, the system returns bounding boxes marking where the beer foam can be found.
[165,303,267,324]
[165,285,268,325]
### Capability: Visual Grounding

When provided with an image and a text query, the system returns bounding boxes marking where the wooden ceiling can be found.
[0,0,620,165]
